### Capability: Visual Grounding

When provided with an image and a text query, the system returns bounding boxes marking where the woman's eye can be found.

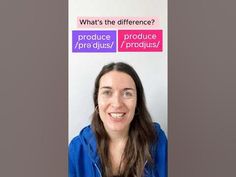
[102,90,112,96]
[123,91,133,98]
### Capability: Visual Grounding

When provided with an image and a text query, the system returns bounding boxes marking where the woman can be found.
[69,62,167,177]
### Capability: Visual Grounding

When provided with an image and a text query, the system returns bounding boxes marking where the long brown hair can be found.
[91,62,157,177]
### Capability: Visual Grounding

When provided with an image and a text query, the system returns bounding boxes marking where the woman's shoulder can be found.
[153,122,161,131]
[152,122,168,177]
[152,122,167,144]
[152,122,162,135]
[69,125,93,148]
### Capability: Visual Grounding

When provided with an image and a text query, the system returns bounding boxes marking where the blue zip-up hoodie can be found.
[69,122,167,177]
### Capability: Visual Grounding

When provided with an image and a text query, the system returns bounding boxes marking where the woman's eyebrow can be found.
[100,86,112,89]
[100,87,135,90]
[123,88,135,91]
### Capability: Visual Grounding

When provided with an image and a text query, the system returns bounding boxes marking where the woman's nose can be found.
[111,93,123,107]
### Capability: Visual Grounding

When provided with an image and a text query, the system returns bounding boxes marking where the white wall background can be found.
[69,0,168,143]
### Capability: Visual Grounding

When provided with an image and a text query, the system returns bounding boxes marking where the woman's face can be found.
[97,71,137,135]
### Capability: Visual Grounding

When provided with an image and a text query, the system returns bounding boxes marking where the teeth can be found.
[110,113,125,119]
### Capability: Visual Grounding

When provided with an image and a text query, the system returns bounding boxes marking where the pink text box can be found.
[118,30,163,52]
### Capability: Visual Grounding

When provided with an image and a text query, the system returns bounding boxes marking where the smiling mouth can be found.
[109,113,126,119]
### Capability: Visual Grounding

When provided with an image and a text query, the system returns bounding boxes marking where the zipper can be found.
[144,160,149,176]
[144,160,148,167]
[144,160,155,177]
[94,163,102,177]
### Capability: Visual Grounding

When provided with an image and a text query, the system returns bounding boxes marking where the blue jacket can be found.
[69,123,167,177]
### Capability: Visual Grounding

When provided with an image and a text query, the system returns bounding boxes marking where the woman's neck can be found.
[107,130,129,175]
[109,137,127,175]
[106,126,129,143]
[109,132,128,143]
